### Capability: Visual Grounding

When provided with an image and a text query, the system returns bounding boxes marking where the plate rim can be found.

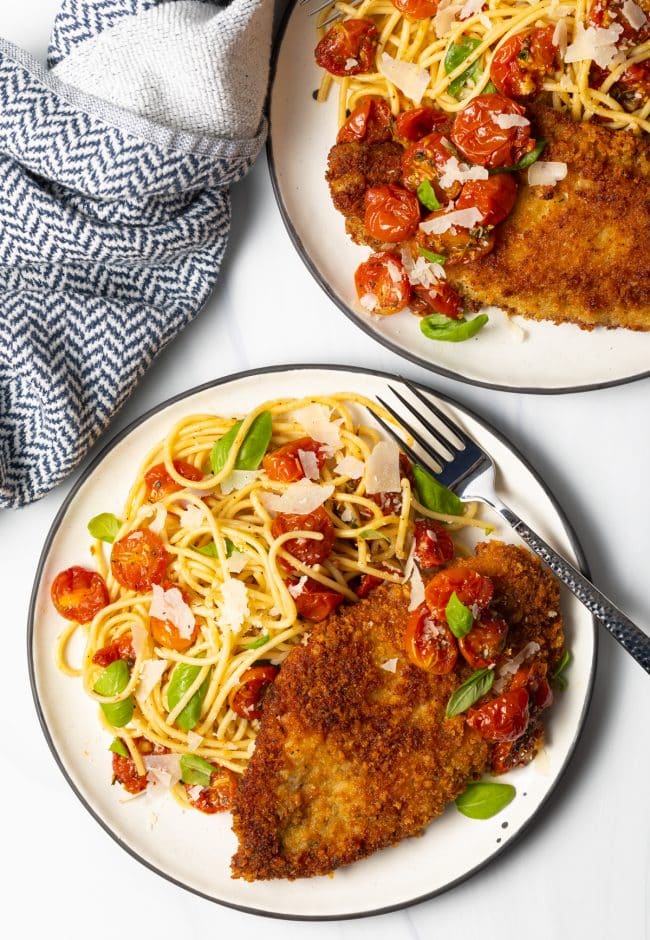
[28,362,599,920]
[266,1,650,396]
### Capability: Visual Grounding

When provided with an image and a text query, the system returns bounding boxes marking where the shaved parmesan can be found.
[528,160,568,186]
[136,659,167,700]
[130,621,148,660]
[227,551,248,574]
[552,18,568,56]
[298,449,320,481]
[334,455,365,479]
[340,505,356,523]
[434,0,463,37]
[178,504,204,530]
[292,404,342,455]
[439,155,489,188]
[386,259,403,284]
[492,641,540,692]
[188,784,204,801]
[379,52,430,105]
[380,658,398,673]
[365,440,401,495]
[263,479,335,515]
[564,23,624,68]
[220,470,261,495]
[493,113,530,129]
[419,207,483,234]
[144,754,181,789]
[150,584,195,639]
[144,503,166,535]
[622,0,647,29]
[288,576,307,599]
[460,0,484,18]
[220,577,249,634]
[401,250,446,287]
[186,731,203,752]
[408,563,425,612]
[360,292,378,312]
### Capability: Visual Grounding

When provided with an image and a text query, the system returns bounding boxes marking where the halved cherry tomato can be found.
[490,720,544,774]
[405,602,458,673]
[364,184,421,243]
[395,107,452,142]
[490,27,557,99]
[451,94,535,168]
[186,764,238,814]
[111,528,170,592]
[454,174,518,228]
[289,578,344,621]
[414,519,454,568]
[229,665,279,720]
[271,506,336,567]
[355,572,385,598]
[401,133,460,201]
[466,687,530,742]
[112,737,169,794]
[355,251,412,315]
[392,0,441,17]
[262,437,327,483]
[369,452,414,515]
[412,281,464,319]
[425,565,494,618]
[144,459,203,503]
[417,210,496,265]
[610,61,650,111]
[315,19,378,76]
[510,660,553,713]
[51,566,109,623]
[149,581,198,652]
[458,615,508,668]
[93,633,135,667]
[337,98,393,144]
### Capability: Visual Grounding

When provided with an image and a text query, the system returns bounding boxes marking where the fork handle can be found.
[494,503,650,674]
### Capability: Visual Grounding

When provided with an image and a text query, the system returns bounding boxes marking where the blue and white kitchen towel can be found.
[0,0,273,508]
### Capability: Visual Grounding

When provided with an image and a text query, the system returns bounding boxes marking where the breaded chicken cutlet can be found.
[231,542,564,881]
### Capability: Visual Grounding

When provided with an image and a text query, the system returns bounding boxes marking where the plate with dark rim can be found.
[268,4,650,394]
[29,365,596,919]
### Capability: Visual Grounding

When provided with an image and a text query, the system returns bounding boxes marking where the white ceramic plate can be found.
[29,365,596,919]
[268,6,650,393]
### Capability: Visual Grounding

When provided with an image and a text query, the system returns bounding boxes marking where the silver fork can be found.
[375,379,650,675]
[300,0,363,28]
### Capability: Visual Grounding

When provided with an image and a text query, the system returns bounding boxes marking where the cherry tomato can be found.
[314,19,378,76]
[412,281,464,318]
[466,687,530,742]
[110,528,170,592]
[490,720,544,775]
[51,566,109,623]
[289,578,344,621]
[149,581,198,652]
[425,565,494,618]
[490,27,557,99]
[354,252,412,315]
[262,437,327,483]
[271,506,336,567]
[112,737,169,794]
[589,0,650,44]
[355,572,385,598]
[369,452,414,515]
[416,209,496,264]
[458,615,508,668]
[392,0,441,17]
[401,133,460,201]
[451,94,535,168]
[395,106,452,142]
[337,98,393,144]
[144,459,204,503]
[510,660,553,713]
[405,602,458,673]
[186,764,238,814]
[610,62,650,111]
[93,633,135,667]
[364,184,421,243]
[454,174,518,227]
[229,665,279,720]
[413,520,454,568]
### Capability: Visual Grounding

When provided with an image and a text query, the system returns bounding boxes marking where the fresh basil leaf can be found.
[245,633,270,650]
[417,179,441,211]
[210,411,273,475]
[483,79,498,94]
[446,591,473,638]
[420,313,488,343]
[109,737,129,758]
[94,660,134,727]
[195,538,237,558]
[446,667,494,717]
[444,37,482,98]
[552,649,572,690]
[456,781,516,819]
[419,247,446,265]
[359,529,391,542]
[179,753,214,787]
[489,139,547,175]
[412,464,463,516]
[167,662,210,732]
[88,512,121,543]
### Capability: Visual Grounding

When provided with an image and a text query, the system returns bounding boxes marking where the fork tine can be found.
[388,385,457,460]
[371,412,429,470]
[309,0,363,26]
[399,378,475,451]
[376,397,446,471]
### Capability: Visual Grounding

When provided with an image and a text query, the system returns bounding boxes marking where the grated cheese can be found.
[564,23,624,69]
[220,577,249,634]
[298,449,320,481]
[528,160,568,186]
[334,455,365,479]
[150,584,195,639]
[263,479,335,515]
[419,207,483,234]
[288,576,308,599]
[379,52,430,104]
[365,440,401,495]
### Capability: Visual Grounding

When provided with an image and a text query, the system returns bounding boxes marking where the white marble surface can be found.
[1,3,649,937]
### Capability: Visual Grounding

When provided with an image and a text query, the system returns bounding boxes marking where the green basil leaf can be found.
[456,781,516,819]
[444,37,482,98]
[420,313,488,343]
[94,660,134,727]
[245,633,270,650]
[417,179,441,211]
[88,512,121,543]
[489,139,547,175]
[109,737,129,758]
[446,667,494,717]
[552,649,572,690]
[412,464,463,516]
[446,591,473,638]
[101,698,134,727]
[179,753,215,787]
[210,411,273,475]
[358,529,391,542]
[195,538,237,558]
[419,247,446,265]
[483,79,498,94]
[167,662,210,731]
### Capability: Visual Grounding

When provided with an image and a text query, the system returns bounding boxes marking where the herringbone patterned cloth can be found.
[0,0,272,508]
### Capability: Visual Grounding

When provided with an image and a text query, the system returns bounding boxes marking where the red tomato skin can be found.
[395,107,452,142]
[229,665,279,720]
[490,27,557,99]
[405,603,458,673]
[355,252,412,315]
[355,573,385,598]
[455,174,518,227]
[51,566,110,623]
[262,438,326,483]
[401,132,460,200]
[112,737,169,794]
[187,765,238,814]
[144,459,203,503]
[337,98,393,144]
[413,520,455,567]
[315,19,378,76]
[416,210,496,265]
[149,581,198,652]
[93,633,135,667]
[289,578,344,621]
[364,184,421,243]
[425,565,494,618]
[110,528,170,592]
[451,95,534,168]
[467,687,530,742]
[588,0,650,44]
[412,281,463,319]
[392,0,441,17]
[271,506,336,568]
[458,615,508,668]
[510,661,554,713]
